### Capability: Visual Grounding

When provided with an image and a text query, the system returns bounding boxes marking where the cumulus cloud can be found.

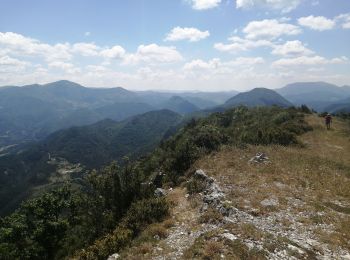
[335,13,350,29]
[236,0,301,13]
[124,44,183,65]
[0,32,72,62]
[48,61,81,74]
[0,55,28,72]
[184,57,264,73]
[165,27,210,42]
[298,16,335,31]
[72,43,100,56]
[272,40,314,57]
[190,0,221,10]
[272,55,348,68]
[184,58,220,70]
[100,45,126,59]
[243,19,301,39]
[214,36,273,53]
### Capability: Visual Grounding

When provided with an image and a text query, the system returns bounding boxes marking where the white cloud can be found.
[0,32,72,62]
[335,13,350,29]
[227,56,265,66]
[298,16,335,31]
[0,55,28,72]
[124,44,183,65]
[165,27,210,42]
[236,0,301,13]
[190,0,221,10]
[184,58,220,70]
[184,57,264,72]
[272,40,314,56]
[0,55,27,67]
[214,36,273,53]
[84,32,91,36]
[48,61,81,74]
[100,45,126,59]
[243,19,301,39]
[272,55,348,68]
[72,43,100,56]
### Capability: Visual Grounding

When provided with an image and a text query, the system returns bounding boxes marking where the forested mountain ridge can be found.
[223,88,293,108]
[0,109,182,216]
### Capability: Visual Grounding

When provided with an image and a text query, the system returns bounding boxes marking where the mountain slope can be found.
[44,109,182,168]
[0,109,182,215]
[276,82,350,111]
[161,96,199,114]
[324,97,350,113]
[119,113,350,259]
[223,88,293,108]
[0,80,154,147]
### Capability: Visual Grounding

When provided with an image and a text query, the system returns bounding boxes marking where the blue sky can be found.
[0,0,349,91]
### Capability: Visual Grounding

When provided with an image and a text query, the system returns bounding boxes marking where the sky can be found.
[0,0,349,91]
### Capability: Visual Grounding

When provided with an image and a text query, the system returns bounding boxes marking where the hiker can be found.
[325,113,332,130]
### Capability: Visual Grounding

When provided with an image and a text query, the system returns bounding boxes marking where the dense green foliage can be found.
[0,160,164,259]
[0,110,182,216]
[147,106,311,185]
[0,106,312,259]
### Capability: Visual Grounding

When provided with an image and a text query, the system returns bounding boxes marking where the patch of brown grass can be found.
[199,207,223,224]
[194,114,350,251]
[203,240,224,259]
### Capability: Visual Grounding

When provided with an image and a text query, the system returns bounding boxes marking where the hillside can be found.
[0,80,154,147]
[224,88,293,108]
[0,109,182,216]
[44,109,182,168]
[119,113,350,259]
[0,81,237,148]
[276,82,350,111]
[325,98,350,113]
[160,96,199,114]
[0,105,315,259]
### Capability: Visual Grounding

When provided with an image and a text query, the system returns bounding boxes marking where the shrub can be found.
[186,178,207,194]
[199,207,223,224]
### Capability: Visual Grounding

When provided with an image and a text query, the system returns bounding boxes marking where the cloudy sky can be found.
[0,0,349,91]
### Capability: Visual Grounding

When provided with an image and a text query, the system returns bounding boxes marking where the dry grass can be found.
[195,114,350,250]
[199,207,223,224]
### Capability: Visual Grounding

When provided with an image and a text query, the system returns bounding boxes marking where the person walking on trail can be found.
[325,113,332,130]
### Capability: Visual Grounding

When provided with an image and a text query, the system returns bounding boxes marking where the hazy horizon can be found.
[1,0,350,91]
[1,79,349,94]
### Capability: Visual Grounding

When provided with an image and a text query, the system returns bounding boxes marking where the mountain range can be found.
[0,80,229,148]
[276,82,350,111]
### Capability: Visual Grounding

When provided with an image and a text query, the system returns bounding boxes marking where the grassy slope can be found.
[193,114,350,257]
[120,114,350,259]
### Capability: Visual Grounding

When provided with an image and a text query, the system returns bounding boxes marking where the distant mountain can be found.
[223,88,293,108]
[160,96,199,114]
[0,80,154,147]
[135,90,238,109]
[276,82,350,111]
[0,109,182,215]
[324,98,350,113]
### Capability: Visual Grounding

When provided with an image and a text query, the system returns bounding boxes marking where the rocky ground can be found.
[116,114,350,259]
